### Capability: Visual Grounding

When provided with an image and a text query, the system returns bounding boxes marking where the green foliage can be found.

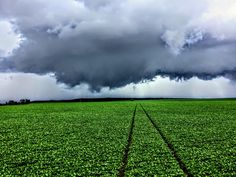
[0,100,235,176]
[0,102,134,176]
[143,100,236,176]
[126,108,184,176]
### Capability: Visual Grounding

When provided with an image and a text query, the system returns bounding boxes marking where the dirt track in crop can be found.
[118,105,137,177]
[140,104,193,177]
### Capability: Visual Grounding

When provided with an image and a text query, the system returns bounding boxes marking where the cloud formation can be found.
[1,0,236,90]
[1,73,236,102]
[0,20,22,57]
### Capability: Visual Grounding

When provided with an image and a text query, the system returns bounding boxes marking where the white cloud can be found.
[102,76,236,98]
[0,73,236,102]
[0,20,23,57]
[0,73,77,102]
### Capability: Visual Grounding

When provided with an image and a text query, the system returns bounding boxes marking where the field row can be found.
[142,100,236,176]
[0,100,235,176]
[1,103,134,176]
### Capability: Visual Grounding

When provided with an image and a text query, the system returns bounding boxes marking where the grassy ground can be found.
[0,100,235,176]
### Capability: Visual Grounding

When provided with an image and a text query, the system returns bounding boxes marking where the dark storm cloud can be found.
[1,0,236,90]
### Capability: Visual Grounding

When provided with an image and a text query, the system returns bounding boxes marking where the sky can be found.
[1,0,236,101]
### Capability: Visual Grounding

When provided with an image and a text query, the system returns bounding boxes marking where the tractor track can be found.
[140,104,193,177]
[118,105,137,177]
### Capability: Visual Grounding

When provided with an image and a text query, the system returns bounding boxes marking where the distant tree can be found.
[20,99,31,104]
[6,100,18,105]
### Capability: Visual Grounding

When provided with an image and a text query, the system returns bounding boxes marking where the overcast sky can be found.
[1,0,236,101]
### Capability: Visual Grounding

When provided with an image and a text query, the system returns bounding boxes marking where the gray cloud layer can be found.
[1,0,236,90]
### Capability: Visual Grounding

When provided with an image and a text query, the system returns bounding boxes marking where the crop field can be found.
[0,100,235,176]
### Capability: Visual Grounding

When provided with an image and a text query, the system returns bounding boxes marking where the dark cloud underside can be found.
[1,0,236,90]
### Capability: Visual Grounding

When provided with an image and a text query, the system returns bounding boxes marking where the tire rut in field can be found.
[140,104,193,177]
[118,105,137,177]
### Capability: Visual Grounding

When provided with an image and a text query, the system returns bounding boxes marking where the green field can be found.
[0,100,235,176]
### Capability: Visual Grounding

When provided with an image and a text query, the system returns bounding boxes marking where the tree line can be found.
[0,99,31,106]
